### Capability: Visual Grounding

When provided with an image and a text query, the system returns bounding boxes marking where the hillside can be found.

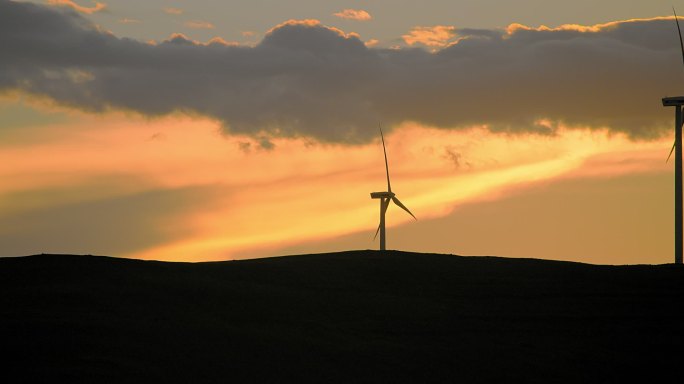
[1,251,682,383]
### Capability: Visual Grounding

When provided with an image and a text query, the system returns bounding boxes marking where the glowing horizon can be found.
[0,94,671,262]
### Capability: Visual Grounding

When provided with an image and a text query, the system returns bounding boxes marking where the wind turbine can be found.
[662,8,684,264]
[370,126,416,251]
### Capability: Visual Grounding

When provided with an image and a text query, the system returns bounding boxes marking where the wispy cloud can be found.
[402,25,456,47]
[47,0,106,14]
[163,7,183,15]
[333,9,372,21]
[184,20,215,29]
[118,18,140,24]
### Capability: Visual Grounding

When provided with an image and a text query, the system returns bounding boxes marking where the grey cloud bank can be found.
[0,0,680,142]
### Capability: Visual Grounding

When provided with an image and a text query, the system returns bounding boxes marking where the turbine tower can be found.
[370,126,416,251]
[662,8,684,264]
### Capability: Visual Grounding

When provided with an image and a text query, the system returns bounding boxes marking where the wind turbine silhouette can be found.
[662,7,684,264]
[370,126,416,251]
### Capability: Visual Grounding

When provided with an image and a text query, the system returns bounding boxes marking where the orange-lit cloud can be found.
[118,18,140,24]
[506,15,674,35]
[365,38,379,47]
[185,20,215,29]
[402,25,456,47]
[266,19,321,34]
[47,0,106,14]
[160,33,240,47]
[206,37,240,46]
[164,7,183,15]
[264,18,360,40]
[333,9,372,21]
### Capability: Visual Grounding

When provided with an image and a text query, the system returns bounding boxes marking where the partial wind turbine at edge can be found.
[668,7,684,163]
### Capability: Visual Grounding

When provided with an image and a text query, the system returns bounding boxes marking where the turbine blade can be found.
[379,124,392,193]
[674,8,684,69]
[373,198,391,240]
[668,140,677,163]
[392,196,417,220]
[382,197,390,217]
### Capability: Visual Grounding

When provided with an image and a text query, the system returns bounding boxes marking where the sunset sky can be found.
[1,0,682,264]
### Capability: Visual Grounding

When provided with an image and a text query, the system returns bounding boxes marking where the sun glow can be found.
[0,101,670,261]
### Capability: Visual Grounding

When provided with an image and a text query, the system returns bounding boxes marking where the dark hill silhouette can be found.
[1,250,682,383]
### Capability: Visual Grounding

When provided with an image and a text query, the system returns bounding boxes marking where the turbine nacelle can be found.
[370,191,395,199]
[663,96,684,106]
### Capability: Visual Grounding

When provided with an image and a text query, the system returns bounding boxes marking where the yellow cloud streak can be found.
[506,15,676,35]
[0,109,670,261]
[47,0,106,14]
[164,7,183,15]
[132,124,670,261]
[333,9,372,21]
[184,20,215,30]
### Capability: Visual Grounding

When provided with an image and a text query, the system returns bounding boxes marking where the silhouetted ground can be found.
[1,251,682,383]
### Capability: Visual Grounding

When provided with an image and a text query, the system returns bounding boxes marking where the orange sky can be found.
[0,97,672,264]
[1,1,680,264]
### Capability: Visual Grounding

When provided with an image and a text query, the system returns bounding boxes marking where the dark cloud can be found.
[0,181,221,256]
[443,146,465,169]
[0,0,680,142]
